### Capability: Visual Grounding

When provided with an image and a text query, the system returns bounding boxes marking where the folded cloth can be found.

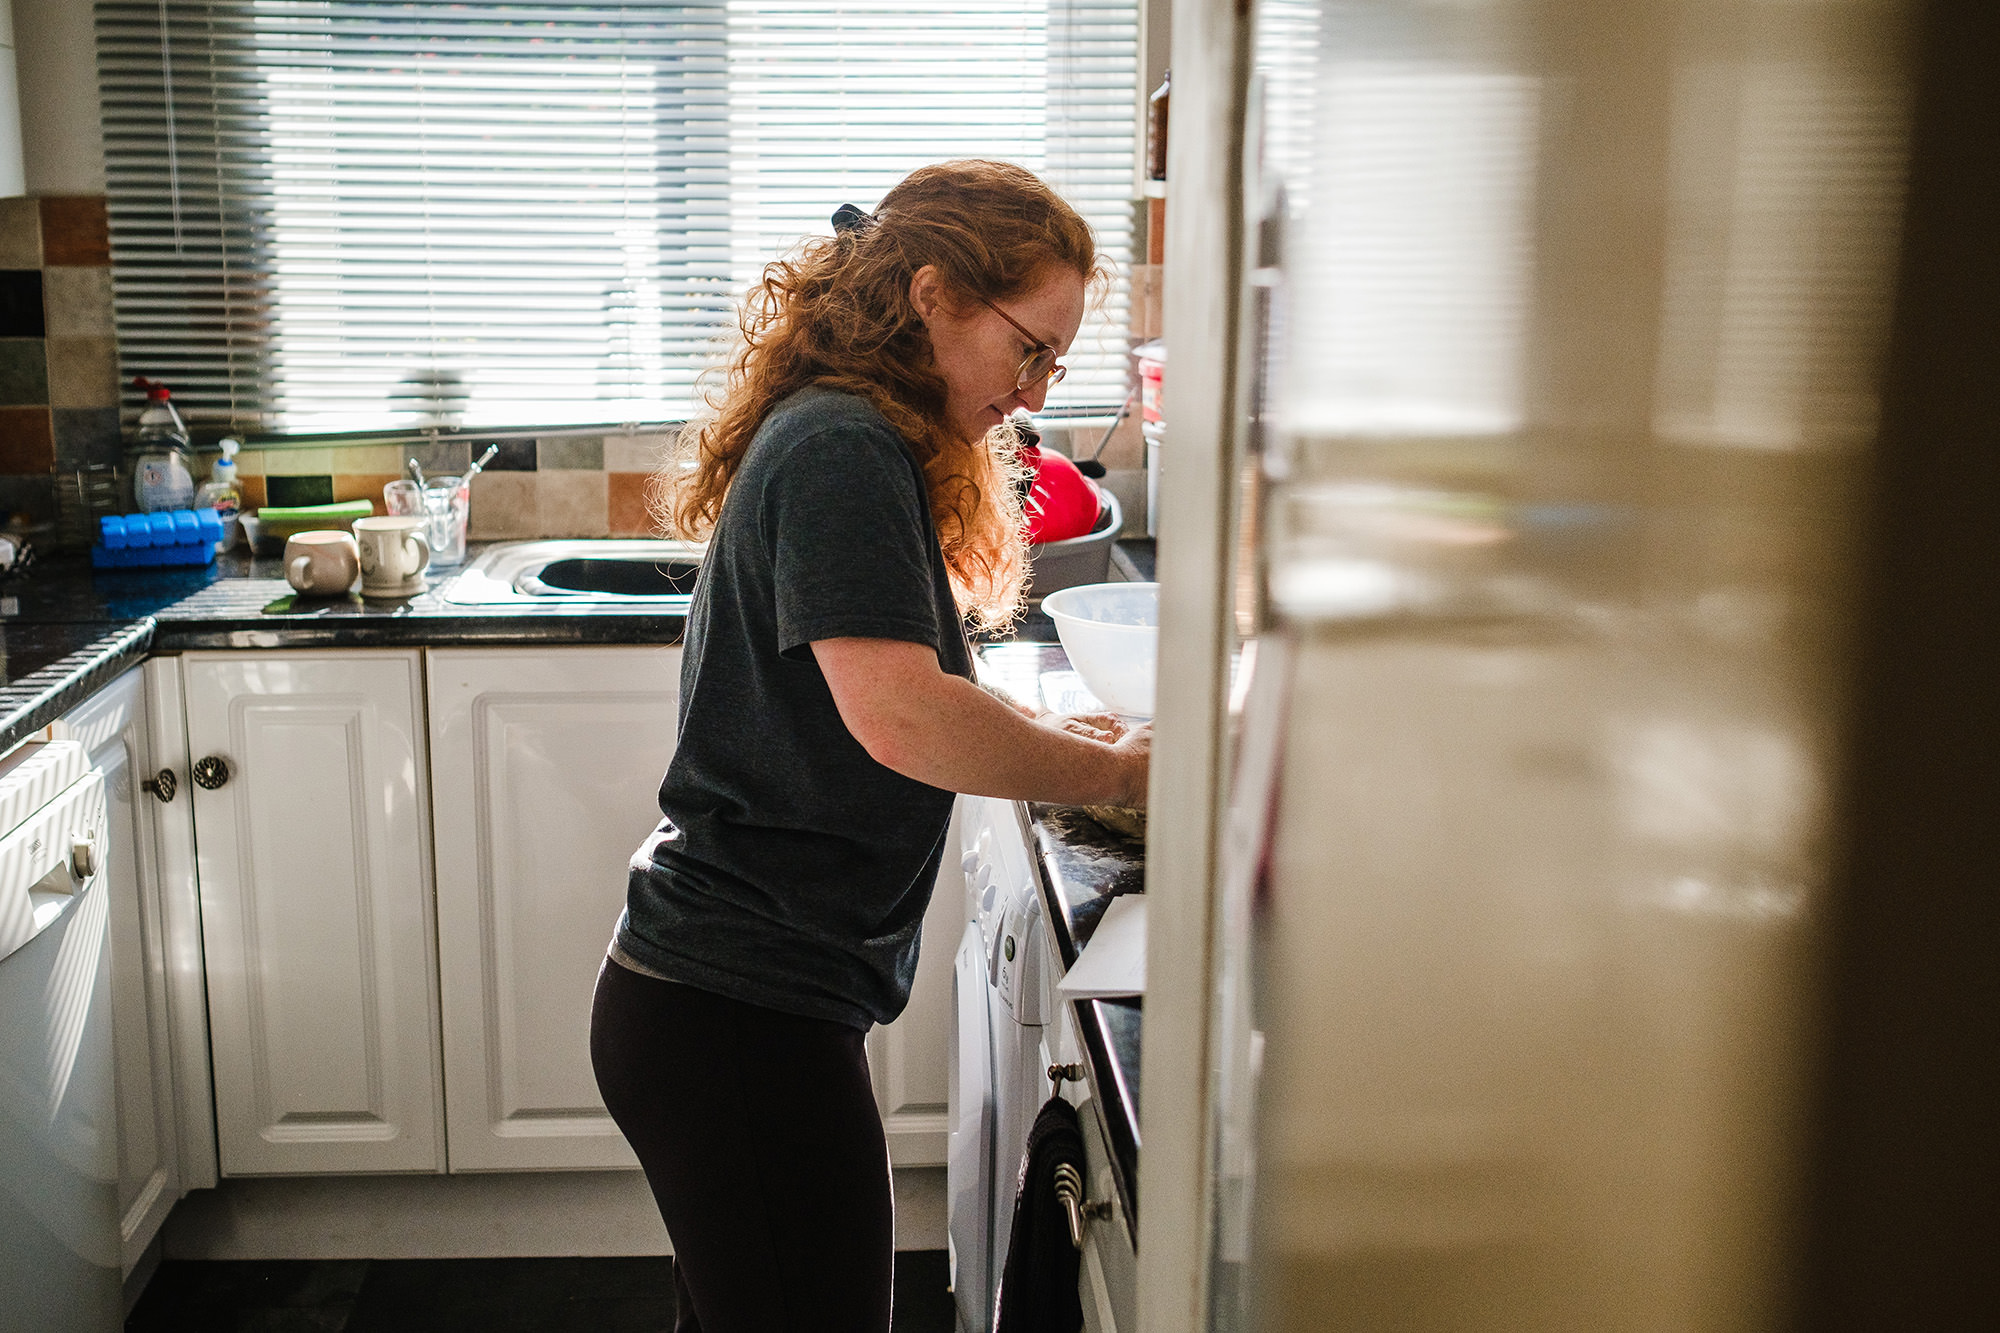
[994,1096,1087,1333]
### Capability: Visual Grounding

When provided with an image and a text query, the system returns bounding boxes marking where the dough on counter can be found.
[1083,805,1147,840]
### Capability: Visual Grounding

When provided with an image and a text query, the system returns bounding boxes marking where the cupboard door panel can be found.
[186,652,442,1176]
[62,668,184,1269]
[867,800,963,1167]
[428,647,679,1171]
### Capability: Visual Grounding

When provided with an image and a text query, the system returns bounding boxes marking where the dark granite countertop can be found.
[0,620,156,752]
[0,543,690,749]
[975,640,1146,1239]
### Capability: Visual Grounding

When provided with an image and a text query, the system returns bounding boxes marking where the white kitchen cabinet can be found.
[426,646,681,1172]
[427,644,959,1172]
[59,665,205,1271]
[142,657,222,1197]
[866,800,964,1168]
[184,651,444,1176]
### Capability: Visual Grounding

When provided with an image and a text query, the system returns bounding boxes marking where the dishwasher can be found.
[0,738,119,1332]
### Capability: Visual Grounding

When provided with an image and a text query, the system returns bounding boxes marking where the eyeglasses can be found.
[976,294,1068,391]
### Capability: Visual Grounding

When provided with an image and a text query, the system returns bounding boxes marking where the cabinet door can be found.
[60,668,184,1269]
[144,658,219,1193]
[866,800,965,1168]
[426,646,680,1171]
[185,651,443,1175]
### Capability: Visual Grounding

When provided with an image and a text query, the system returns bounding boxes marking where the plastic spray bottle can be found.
[130,378,196,512]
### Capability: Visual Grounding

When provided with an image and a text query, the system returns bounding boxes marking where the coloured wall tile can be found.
[0,339,48,406]
[467,470,537,538]
[0,271,45,337]
[482,437,537,471]
[263,447,336,476]
[537,435,604,470]
[42,268,116,338]
[232,449,265,476]
[46,336,119,409]
[608,471,657,537]
[604,433,672,472]
[336,444,407,474]
[53,407,121,470]
[0,407,56,472]
[332,473,401,516]
[38,197,111,267]
[265,474,334,507]
[239,475,266,509]
[406,438,472,477]
[0,199,42,269]
[538,469,609,537]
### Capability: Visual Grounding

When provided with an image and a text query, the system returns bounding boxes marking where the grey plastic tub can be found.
[1024,487,1122,603]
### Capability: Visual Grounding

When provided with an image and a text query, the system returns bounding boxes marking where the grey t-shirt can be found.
[613,386,974,1029]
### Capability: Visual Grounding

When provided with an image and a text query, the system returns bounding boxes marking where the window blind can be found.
[95,0,1137,438]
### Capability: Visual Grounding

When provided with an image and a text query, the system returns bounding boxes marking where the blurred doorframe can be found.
[1792,1,2000,1326]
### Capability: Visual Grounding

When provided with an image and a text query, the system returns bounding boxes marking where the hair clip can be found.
[831,203,878,235]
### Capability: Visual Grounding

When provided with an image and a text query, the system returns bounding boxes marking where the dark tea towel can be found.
[993,1096,1087,1333]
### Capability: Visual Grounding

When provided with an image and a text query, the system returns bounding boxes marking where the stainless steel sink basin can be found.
[443,539,705,606]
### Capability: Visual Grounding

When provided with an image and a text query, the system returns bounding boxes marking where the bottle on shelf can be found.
[129,377,196,512]
[194,437,244,548]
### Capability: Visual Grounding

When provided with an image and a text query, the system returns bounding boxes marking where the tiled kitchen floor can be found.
[125,1251,957,1331]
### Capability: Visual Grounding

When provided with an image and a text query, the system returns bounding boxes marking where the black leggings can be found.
[589,957,895,1333]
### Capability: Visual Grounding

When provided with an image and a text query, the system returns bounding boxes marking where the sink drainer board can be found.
[443,539,707,605]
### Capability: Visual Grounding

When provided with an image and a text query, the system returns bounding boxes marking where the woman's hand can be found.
[1045,711,1127,743]
[1103,722,1151,808]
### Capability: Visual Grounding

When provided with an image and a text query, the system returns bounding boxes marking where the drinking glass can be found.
[422,475,470,566]
[384,479,423,517]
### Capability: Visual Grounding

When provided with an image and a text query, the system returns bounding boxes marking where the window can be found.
[95,0,1137,438]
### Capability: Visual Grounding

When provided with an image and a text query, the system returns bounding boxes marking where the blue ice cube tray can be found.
[91,509,226,567]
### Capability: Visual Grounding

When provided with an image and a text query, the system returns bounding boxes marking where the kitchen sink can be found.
[442,539,705,606]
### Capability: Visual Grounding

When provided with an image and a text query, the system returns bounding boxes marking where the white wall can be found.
[11,0,103,193]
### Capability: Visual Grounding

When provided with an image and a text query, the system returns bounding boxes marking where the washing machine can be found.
[948,795,1057,1333]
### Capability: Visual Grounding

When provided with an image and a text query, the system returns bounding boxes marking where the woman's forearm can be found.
[813,637,1149,806]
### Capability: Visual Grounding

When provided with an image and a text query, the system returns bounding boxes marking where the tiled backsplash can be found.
[240,433,670,539]
[238,425,1143,541]
[0,195,120,533]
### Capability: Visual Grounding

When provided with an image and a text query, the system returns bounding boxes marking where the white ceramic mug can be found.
[353,515,431,597]
[283,530,360,597]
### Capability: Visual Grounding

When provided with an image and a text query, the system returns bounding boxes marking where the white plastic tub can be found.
[1041,581,1159,717]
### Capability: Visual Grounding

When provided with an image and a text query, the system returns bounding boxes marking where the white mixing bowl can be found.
[1041,581,1159,717]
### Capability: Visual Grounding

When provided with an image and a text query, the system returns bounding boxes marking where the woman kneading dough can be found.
[590,160,1150,1333]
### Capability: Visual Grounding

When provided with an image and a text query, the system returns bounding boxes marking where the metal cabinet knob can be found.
[141,768,178,803]
[192,756,232,790]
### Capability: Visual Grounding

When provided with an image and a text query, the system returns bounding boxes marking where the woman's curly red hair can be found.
[655,160,1101,631]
